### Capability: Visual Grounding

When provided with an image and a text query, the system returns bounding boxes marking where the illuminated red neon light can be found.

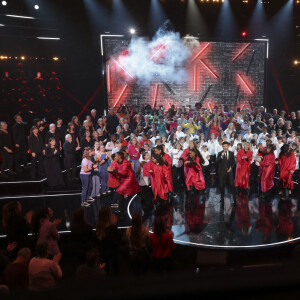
[193,65,197,92]
[191,43,210,63]
[208,103,213,113]
[112,58,134,79]
[153,84,159,107]
[238,74,253,94]
[199,59,219,79]
[233,43,251,62]
[106,64,111,93]
[150,42,168,60]
[113,84,128,108]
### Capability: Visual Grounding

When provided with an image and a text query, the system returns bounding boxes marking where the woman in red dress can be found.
[256,144,276,197]
[235,142,253,192]
[184,149,205,192]
[207,116,221,139]
[181,141,199,175]
[277,144,296,200]
[143,153,169,203]
[154,145,173,194]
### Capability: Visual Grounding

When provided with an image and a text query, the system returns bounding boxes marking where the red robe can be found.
[256,202,273,238]
[278,153,296,189]
[235,193,250,233]
[112,159,141,195]
[277,201,293,237]
[235,149,253,189]
[162,153,173,193]
[259,153,275,192]
[185,156,205,191]
[143,161,169,202]
[108,161,120,189]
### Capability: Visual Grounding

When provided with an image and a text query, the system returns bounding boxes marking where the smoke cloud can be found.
[113,27,192,85]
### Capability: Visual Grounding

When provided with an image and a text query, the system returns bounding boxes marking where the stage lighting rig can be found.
[2,1,7,6]
[129,28,136,34]
[34,4,39,9]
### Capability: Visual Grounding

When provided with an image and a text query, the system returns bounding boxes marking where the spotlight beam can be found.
[199,59,219,79]
[191,43,210,63]
[232,43,251,62]
[113,84,128,108]
[112,58,134,79]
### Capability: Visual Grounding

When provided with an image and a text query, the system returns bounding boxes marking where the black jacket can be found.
[0,130,13,151]
[106,114,119,135]
[12,122,27,145]
[216,150,236,176]
[63,141,76,157]
[28,133,44,155]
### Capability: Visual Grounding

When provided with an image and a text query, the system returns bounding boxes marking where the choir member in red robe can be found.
[143,153,169,203]
[107,151,141,196]
[181,141,199,176]
[183,149,205,191]
[277,144,297,199]
[256,200,273,244]
[257,144,276,196]
[108,154,120,190]
[154,145,173,193]
[235,142,253,191]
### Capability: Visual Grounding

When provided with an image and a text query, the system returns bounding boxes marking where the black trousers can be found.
[15,143,28,173]
[31,153,44,178]
[202,165,211,187]
[219,171,236,200]
[64,155,76,180]
[1,149,13,172]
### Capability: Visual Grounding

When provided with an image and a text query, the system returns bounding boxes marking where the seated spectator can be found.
[75,248,106,283]
[0,248,31,290]
[28,242,62,291]
[149,217,175,273]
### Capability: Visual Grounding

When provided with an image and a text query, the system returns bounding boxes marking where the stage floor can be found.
[0,183,299,249]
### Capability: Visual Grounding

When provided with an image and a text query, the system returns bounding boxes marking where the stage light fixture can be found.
[241,31,247,37]
[294,60,299,65]
[21,56,25,60]
[53,57,59,61]
[129,28,136,34]
[34,4,39,9]
[2,1,7,6]
[0,24,4,26]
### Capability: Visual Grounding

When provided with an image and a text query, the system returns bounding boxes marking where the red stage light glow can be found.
[150,42,168,61]
[208,103,213,113]
[191,43,210,63]
[193,65,197,91]
[106,64,111,93]
[112,58,134,79]
[232,43,251,61]
[153,84,159,108]
[238,74,254,94]
[241,31,247,37]
[113,84,128,108]
[199,59,219,79]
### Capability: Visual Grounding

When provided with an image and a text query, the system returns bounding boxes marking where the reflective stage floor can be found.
[0,183,299,249]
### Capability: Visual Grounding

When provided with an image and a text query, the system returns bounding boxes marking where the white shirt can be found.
[200,150,210,166]
[215,143,223,156]
[175,131,185,141]
[208,139,218,155]
[171,149,183,167]
[244,133,253,142]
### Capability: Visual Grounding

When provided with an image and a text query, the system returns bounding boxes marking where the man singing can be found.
[216,141,236,202]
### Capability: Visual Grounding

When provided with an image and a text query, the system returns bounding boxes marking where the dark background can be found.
[0,0,299,122]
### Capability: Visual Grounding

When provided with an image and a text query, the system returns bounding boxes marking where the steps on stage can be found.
[0,177,81,198]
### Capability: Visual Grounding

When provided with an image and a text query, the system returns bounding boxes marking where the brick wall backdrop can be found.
[103,37,267,111]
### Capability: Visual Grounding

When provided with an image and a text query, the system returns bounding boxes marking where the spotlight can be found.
[21,56,25,60]
[34,4,39,9]
[294,60,299,65]
[2,1,7,6]
[241,31,247,37]
[129,28,135,34]
[53,57,59,61]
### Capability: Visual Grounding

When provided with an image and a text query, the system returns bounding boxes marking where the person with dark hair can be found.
[80,130,94,152]
[75,248,106,283]
[149,217,174,273]
[97,145,111,195]
[0,247,31,290]
[154,145,173,195]
[12,114,28,175]
[106,108,119,135]
[143,153,169,203]
[28,126,44,179]
[126,212,150,275]
[235,142,253,193]
[96,207,122,275]
[216,141,236,202]
[33,207,61,256]
[184,148,206,192]
[107,151,141,200]
[0,121,15,178]
[277,144,297,199]
[71,208,93,245]
[44,137,64,187]
[28,241,62,291]
[256,144,276,197]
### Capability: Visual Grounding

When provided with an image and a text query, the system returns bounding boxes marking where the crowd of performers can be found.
[0,104,299,211]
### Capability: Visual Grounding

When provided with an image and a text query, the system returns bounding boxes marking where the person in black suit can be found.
[216,141,236,202]
[28,126,45,179]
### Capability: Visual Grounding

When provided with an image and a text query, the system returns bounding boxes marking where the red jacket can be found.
[149,232,175,258]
